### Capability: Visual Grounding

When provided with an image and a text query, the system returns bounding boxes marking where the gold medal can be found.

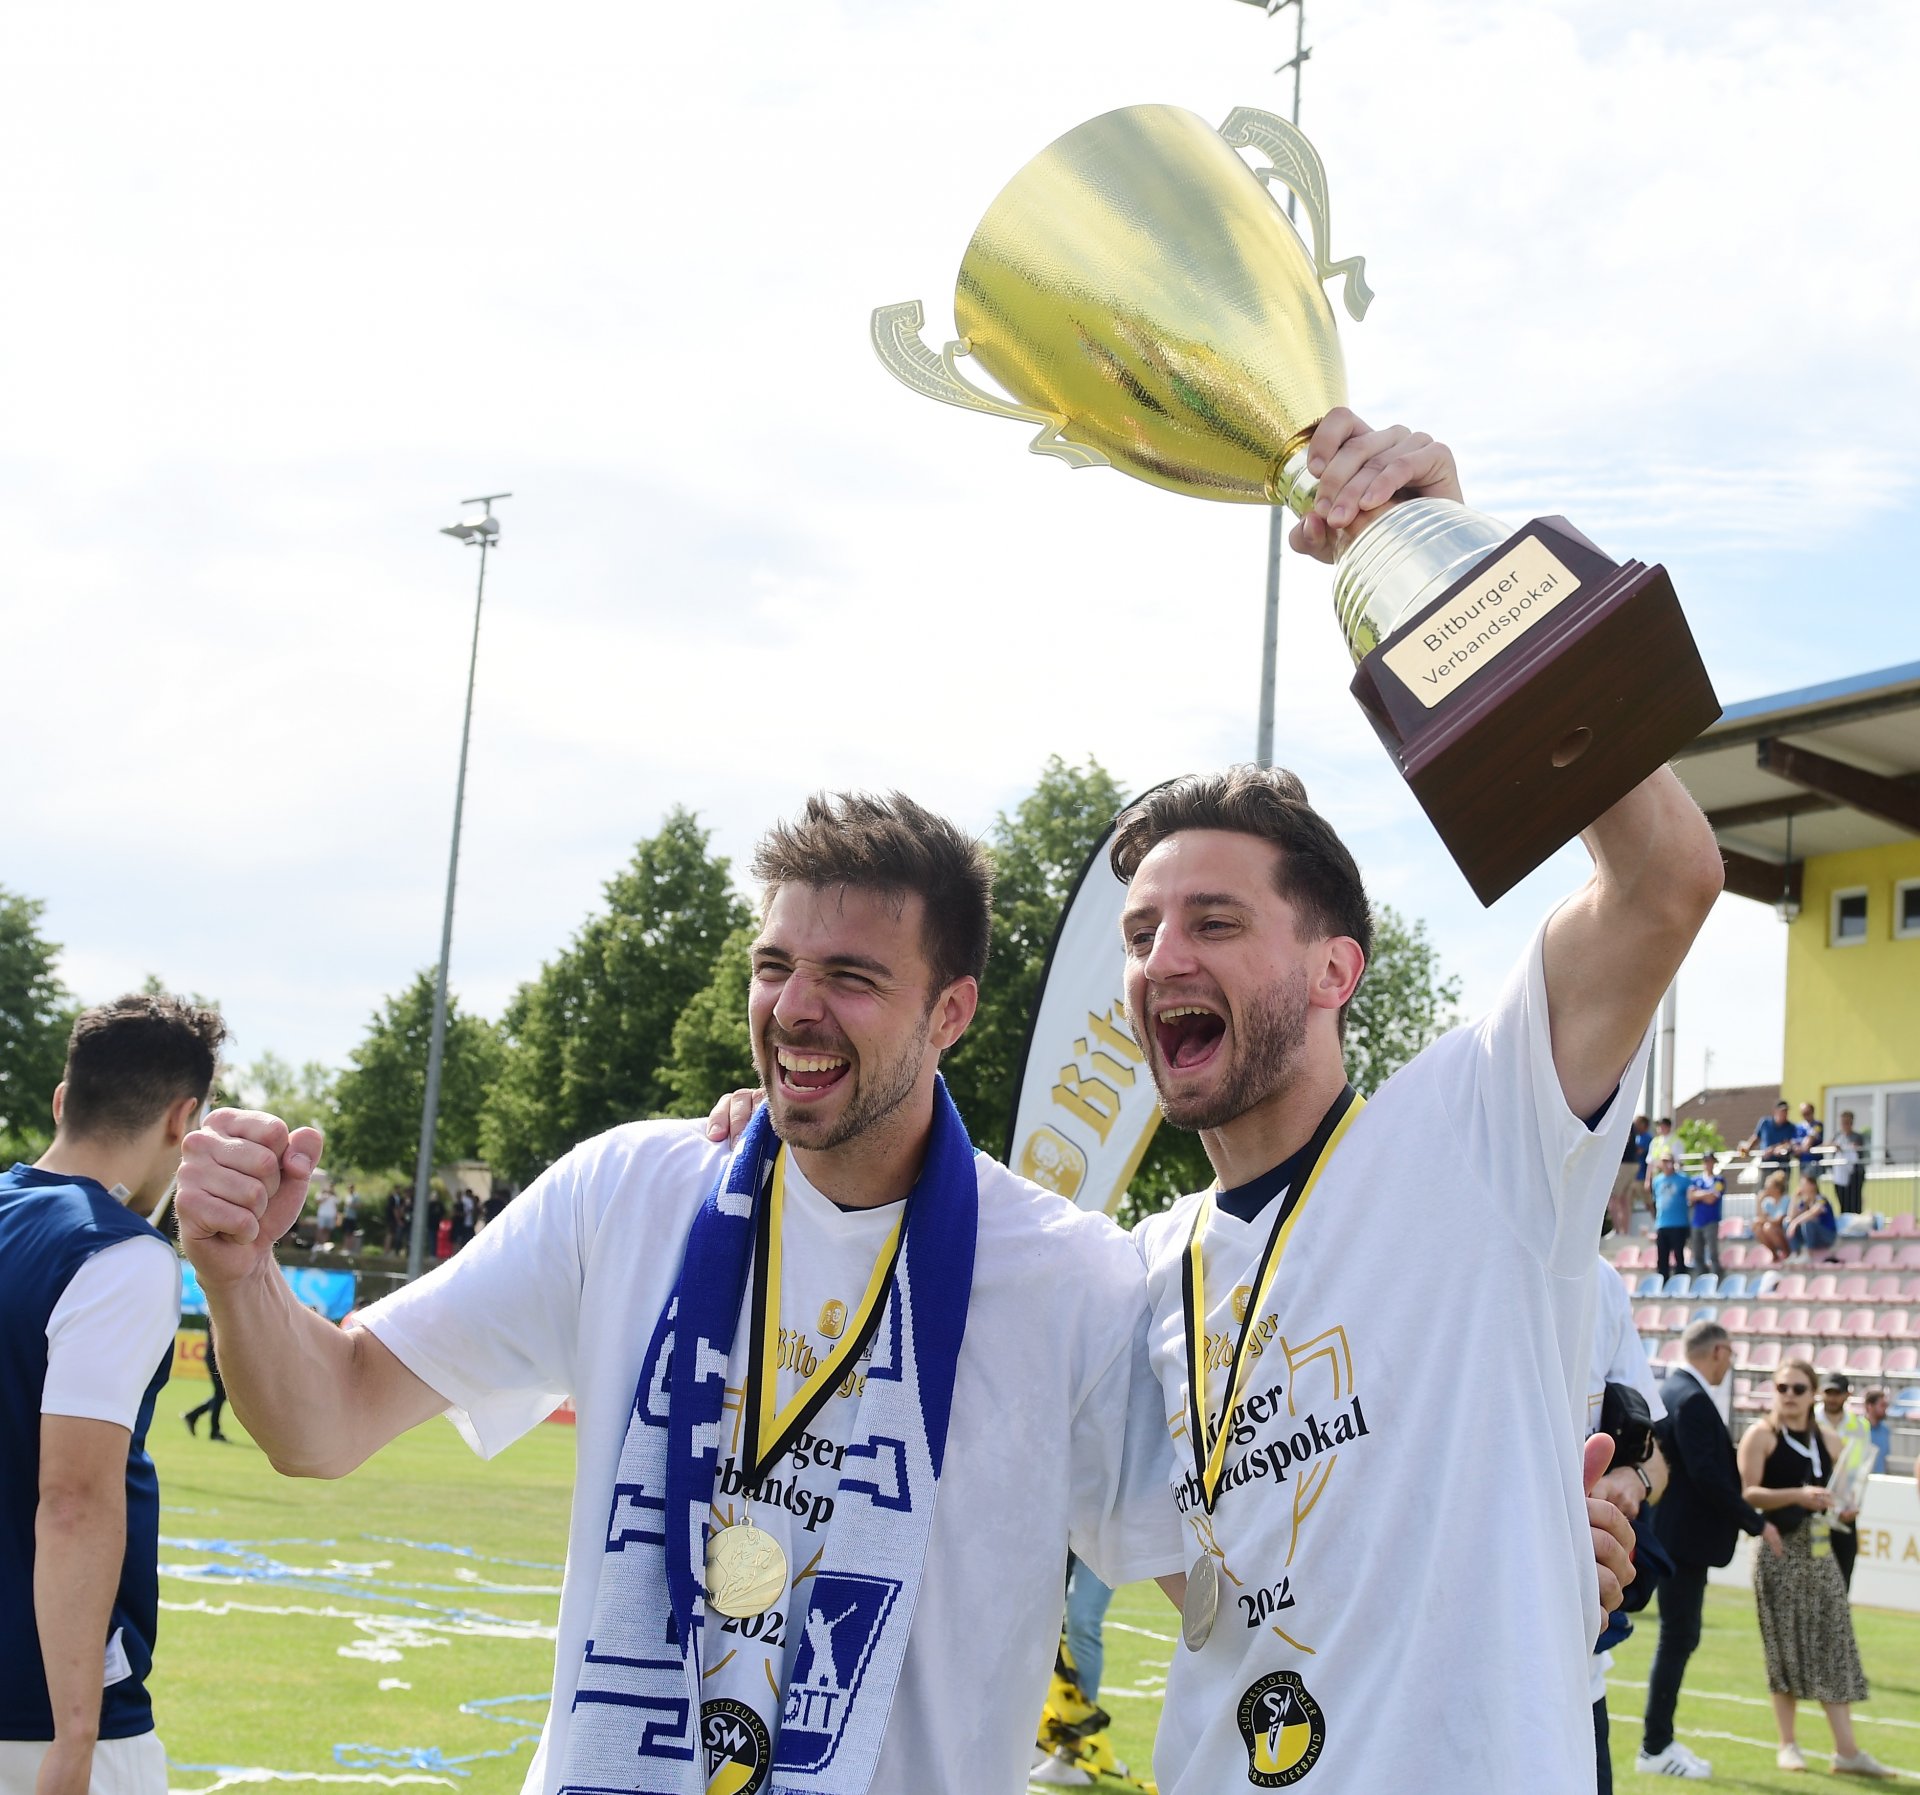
[705,1520,788,1618]
[1181,1552,1220,1652]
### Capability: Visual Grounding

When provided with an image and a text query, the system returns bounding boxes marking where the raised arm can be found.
[175,1110,447,1477]
[1542,771,1723,1120]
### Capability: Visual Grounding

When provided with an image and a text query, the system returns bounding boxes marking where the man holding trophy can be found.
[874,100,1726,1791]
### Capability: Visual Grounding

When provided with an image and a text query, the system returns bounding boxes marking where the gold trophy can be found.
[871,105,1719,904]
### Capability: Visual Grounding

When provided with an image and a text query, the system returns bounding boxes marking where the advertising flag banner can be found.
[1004,806,1164,1214]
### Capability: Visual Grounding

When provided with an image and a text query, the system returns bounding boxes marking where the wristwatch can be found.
[1632,1463,1655,1502]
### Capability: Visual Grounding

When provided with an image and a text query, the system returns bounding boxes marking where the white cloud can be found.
[5,0,1913,1095]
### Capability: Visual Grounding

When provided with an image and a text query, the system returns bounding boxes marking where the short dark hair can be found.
[59,993,226,1141]
[751,792,993,991]
[1107,766,1372,1023]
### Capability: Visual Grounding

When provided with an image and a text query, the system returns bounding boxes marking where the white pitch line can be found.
[170,1771,457,1793]
[1607,1675,1920,1734]
[1106,1621,1177,1646]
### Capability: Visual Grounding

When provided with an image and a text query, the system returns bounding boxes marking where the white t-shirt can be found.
[42,1236,181,1427]
[359,1120,1181,1795]
[1133,922,1649,1795]
[1586,1254,1664,1703]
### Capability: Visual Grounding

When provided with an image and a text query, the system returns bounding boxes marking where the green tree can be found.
[1677,1117,1726,1161]
[481,809,750,1184]
[329,972,503,1175]
[942,755,1130,1151]
[659,924,757,1118]
[236,1051,338,1135]
[0,889,76,1156]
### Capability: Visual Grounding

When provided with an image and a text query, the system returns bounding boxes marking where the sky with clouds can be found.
[6,0,1915,1112]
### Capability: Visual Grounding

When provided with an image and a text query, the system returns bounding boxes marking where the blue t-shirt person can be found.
[1688,1171,1726,1231]
[1652,1168,1692,1230]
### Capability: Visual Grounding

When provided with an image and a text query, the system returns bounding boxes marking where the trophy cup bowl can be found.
[871,104,1721,905]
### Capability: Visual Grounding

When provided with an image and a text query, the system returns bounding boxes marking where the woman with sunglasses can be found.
[1736,1357,1891,1776]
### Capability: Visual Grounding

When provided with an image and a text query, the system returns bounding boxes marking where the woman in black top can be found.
[1736,1357,1889,1777]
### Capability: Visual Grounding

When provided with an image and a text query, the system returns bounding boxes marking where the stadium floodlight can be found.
[407,492,511,1281]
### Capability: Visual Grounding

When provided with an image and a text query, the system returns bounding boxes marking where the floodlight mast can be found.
[1232,0,1310,770]
[408,491,511,1281]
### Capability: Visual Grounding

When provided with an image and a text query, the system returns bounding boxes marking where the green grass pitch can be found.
[145,1378,1919,1791]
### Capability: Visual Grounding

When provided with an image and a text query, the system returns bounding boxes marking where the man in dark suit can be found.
[1637,1320,1780,1779]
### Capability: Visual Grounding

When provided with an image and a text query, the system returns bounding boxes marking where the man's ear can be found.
[929,977,980,1054]
[1308,937,1366,1014]
[49,1081,66,1129]
[163,1092,202,1145]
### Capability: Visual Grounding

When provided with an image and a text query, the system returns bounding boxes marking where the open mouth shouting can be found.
[772,1043,853,1103]
[1153,1002,1226,1076]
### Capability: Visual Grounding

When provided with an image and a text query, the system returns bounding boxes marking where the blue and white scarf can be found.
[559,1079,978,1795]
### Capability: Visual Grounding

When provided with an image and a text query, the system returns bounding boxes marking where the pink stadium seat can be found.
[1832,1242,1866,1266]
[1718,1217,1743,1238]
[1862,1243,1896,1269]
[1718,1305,1751,1334]
[1836,1274,1871,1303]
[1905,1277,1920,1301]
[1635,1304,1662,1332]
[1769,1274,1807,1303]
[1876,1310,1917,1341]
[1813,1344,1847,1372]
[1867,1275,1903,1303]
[1897,1245,1920,1270]
[1807,1274,1840,1302]
[1809,1308,1843,1339]
[1735,1379,1766,1413]
[1884,1346,1920,1377]
[1780,1307,1812,1337]
[1846,1344,1884,1378]
[1659,1304,1691,1332]
[1838,1309,1875,1339]
[1888,1215,1918,1237]
[1784,1341,1817,1365]
[1751,1306,1786,1337]
[1732,1339,1755,1371]
[1653,1337,1682,1368]
[1748,1342,1782,1373]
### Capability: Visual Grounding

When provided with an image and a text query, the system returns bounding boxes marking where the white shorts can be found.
[0,1733,167,1795]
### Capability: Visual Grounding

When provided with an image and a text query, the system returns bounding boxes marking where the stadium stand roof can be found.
[1671,660,1920,908]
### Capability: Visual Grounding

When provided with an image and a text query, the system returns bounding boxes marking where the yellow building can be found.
[1675,661,1920,1167]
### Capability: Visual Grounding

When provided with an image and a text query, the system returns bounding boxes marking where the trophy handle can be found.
[1217,107,1375,322]
[869,300,1111,470]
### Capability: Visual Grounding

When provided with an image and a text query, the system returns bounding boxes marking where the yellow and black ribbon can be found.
[740,1151,903,1485]
[1181,1089,1365,1513]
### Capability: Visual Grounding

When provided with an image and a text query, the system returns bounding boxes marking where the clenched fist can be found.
[176,1109,325,1291]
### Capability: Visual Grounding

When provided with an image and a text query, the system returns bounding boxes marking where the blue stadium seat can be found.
[1889,1386,1920,1420]
[1663,1273,1694,1298]
[1636,1274,1665,1298]
[1691,1273,1719,1298]
[1717,1273,1749,1300]
[1690,1306,1719,1323]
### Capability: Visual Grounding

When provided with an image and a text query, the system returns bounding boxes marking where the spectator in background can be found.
[1639,1320,1775,1781]
[1612,1114,1652,1236]
[181,1331,229,1444]
[1832,1112,1867,1216]
[1795,1104,1826,1185]
[1818,1374,1873,1592]
[1742,1100,1799,1177]
[1784,1176,1838,1260]
[1646,1116,1682,1177]
[1687,1153,1726,1277]
[0,994,226,1795]
[1737,1358,1891,1778]
[313,1186,338,1248]
[1755,1171,1793,1262]
[1652,1153,1694,1282]
[1862,1388,1891,1474]
[340,1184,360,1245]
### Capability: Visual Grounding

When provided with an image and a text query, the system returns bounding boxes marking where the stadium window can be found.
[1830,887,1868,947]
[1896,878,1920,941]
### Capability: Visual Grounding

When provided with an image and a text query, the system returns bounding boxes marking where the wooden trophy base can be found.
[1347,517,1720,906]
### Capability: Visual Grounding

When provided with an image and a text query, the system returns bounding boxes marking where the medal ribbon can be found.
[741,1150,904,1486]
[1182,1089,1365,1513]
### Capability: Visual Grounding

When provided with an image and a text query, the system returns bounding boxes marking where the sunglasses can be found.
[1773,1382,1811,1396]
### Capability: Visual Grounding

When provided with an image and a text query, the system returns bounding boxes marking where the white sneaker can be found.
[1778,1742,1807,1772]
[1830,1748,1897,1778]
[1637,1740,1714,1778]
[1029,1755,1093,1788]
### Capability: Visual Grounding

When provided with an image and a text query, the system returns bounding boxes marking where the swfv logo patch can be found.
[700,1697,770,1795]
[1236,1670,1325,1787]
